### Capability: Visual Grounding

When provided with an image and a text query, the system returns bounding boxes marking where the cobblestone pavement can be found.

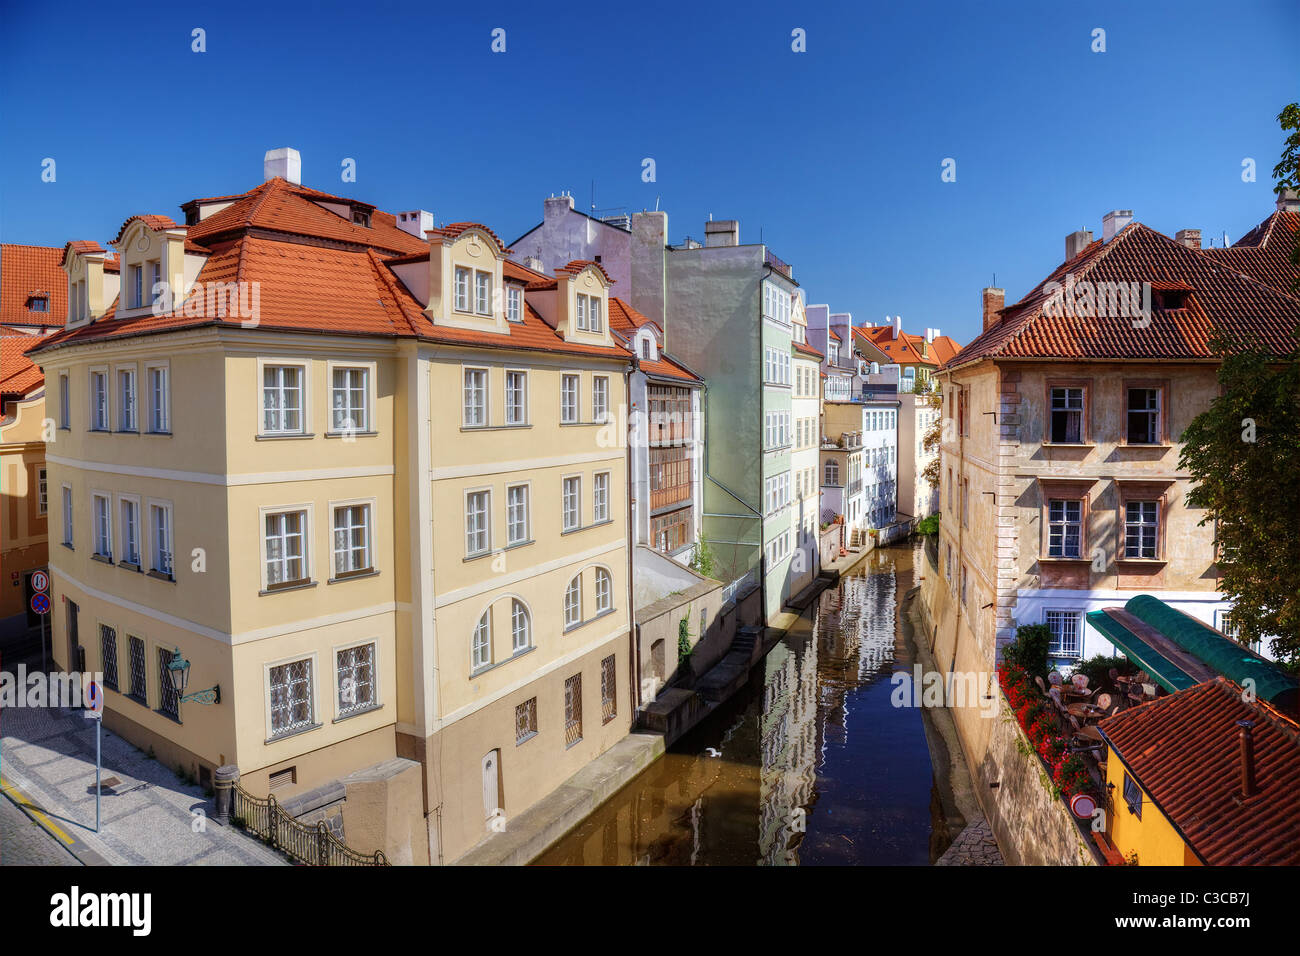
[934,818,1005,866]
[0,794,80,866]
[1,701,286,866]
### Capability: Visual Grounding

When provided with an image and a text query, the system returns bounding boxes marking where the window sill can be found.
[91,553,114,565]
[516,730,538,747]
[559,421,607,428]
[1117,442,1174,450]
[154,708,183,726]
[324,430,378,439]
[460,424,533,432]
[1115,557,1167,566]
[62,542,74,552]
[256,432,315,441]
[564,606,617,635]
[113,428,140,435]
[118,561,143,573]
[470,645,537,680]
[147,569,175,583]
[328,569,380,584]
[266,722,321,745]
[259,580,317,596]
[144,431,172,437]
[561,518,615,537]
[1042,442,1095,449]
[1038,556,1090,563]
[565,737,584,751]
[126,693,147,708]
[504,538,534,551]
[463,550,494,563]
[332,703,381,724]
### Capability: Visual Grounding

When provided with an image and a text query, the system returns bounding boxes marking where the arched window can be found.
[564,576,582,628]
[511,599,530,652]
[825,459,840,486]
[595,568,612,613]
[472,610,492,670]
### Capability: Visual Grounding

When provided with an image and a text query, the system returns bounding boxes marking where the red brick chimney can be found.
[1236,719,1259,801]
[982,287,1005,332]
[1175,228,1202,250]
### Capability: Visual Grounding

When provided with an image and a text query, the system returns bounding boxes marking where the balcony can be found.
[847,480,863,497]
[764,250,793,280]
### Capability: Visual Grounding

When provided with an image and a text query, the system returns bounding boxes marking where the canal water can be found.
[536,541,955,866]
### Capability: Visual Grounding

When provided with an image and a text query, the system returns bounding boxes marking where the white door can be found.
[482,750,500,828]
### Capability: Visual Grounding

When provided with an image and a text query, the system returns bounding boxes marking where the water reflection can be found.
[536,543,942,866]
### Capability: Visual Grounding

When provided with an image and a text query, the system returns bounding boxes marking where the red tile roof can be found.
[112,214,179,244]
[1202,209,1300,298]
[855,325,940,366]
[1099,677,1300,866]
[607,298,697,382]
[793,339,824,360]
[1,244,68,327]
[0,335,44,397]
[185,178,427,256]
[946,218,1300,369]
[430,222,510,252]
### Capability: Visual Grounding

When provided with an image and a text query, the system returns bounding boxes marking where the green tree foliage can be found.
[689,535,716,579]
[920,380,943,489]
[1272,102,1300,290]
[1179,337,1300,663]
[1002,623,1052,682]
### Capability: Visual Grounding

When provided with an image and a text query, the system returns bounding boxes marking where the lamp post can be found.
[166,649,221,705]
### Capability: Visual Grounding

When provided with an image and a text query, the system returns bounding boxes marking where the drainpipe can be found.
[625,360,640,711]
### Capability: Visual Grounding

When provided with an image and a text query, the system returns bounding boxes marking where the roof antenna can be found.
[591,180,595,213]
[654,196,660,212]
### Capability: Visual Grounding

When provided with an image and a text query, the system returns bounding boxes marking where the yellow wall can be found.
[1105,747,1197,866]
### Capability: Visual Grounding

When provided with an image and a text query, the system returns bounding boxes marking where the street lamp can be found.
[166,649,221,705]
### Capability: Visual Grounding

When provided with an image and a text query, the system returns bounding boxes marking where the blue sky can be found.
[1,0,1296,345]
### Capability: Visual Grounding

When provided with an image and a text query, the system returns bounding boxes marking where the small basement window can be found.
[269,767,297,791]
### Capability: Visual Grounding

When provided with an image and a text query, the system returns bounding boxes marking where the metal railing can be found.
[230,782,389,866]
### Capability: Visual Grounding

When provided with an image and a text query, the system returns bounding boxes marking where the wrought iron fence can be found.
[230,782,389,866]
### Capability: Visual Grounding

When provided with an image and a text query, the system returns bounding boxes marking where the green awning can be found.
[1123,594,1298,711]
[1085,609,1202,694]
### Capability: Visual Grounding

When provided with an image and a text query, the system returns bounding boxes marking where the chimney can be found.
[982,288,1005,332]
[1065,229,1093,260]
[1102,209,1133,242]
[523,255,545,273]
[704,219,739,247]
[1277,189,1300,214]
[630,210,669,329]
[926,327,939,344]
[1236,719,1259,801]
[893,315,902,338]
[1175,228,1202,250]
[264,147,301,185]
[544,192,575,221]
[397,210,434,239]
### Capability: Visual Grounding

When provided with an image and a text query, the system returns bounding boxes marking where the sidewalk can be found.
[1,703,286,866]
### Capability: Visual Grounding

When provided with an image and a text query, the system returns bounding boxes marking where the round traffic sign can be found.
[86,681,102,709]
[31,592,50,615]
[31,570,49,593]
[1070,792,1098,819]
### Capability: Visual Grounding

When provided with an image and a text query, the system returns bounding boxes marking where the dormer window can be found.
[829,343,839,364]
[641,338,651,360]
[574,293,603,332]
[352,209,371,227]
[474,271,491,316]
[454,267,470,312]
[1153,289,1188,310]
[131,265,145,308]
[576,295,588,331]
[25,295,48,313]
[506,285,522,323]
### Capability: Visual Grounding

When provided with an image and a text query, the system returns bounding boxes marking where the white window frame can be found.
[593,471,610,524]
[264,651,318,740]
[115,364,138,432]
[91,491,112,559]
[510,598,532,653]
[506,482,530,546]
[506,285,523,323]
[462,366,489,428]
[59,372,70,428]
[1043,608,1084,661]
[333,637,379,718]
[454,266,470,312]
[562,475,581,532]
[327,361,374,434]
[146,497,174,578]
[564,575,582,628]
[330,498,376,578]
[464,487,492,558]
[575,294,589,331]
[592,375,609,423]
[37,467,47,515]
[117,493,142,567]
[474,270,492,316]
[504,368,528,425]
[62,484,73,547]
[560,373,580,424]
[589,296,603,333]
[259,360,308,436]
[89,367,110,431]
[260,504,313,591]
[594,567,612,614]
[472,609,492,671]
[145,361,171,434]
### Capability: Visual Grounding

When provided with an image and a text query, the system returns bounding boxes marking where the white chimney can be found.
[524,255,544,273]
[926,328,938,343]
[397,210,434,238]
[704,219,740,247]
[893,315,902,337]
[1102,209,1133,242]
[264,147,302,185]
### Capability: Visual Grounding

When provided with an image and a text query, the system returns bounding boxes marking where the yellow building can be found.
[1098,677,1300,866]
[2,336,50,648]
[31,151,636,864]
